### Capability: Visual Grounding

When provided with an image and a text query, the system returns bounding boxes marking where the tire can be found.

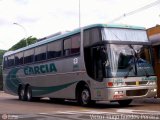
[77,86,92,106]
[118,99,132,106]
[18,86,22,100]
[18,85,27,101]
[26,86,33,102]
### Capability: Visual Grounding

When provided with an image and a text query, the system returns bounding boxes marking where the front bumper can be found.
[106,85,157,101]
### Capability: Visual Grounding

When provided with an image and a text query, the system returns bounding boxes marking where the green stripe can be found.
[32,81,77,96]
[6,68,77,96]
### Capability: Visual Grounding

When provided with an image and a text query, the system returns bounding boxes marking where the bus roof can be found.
[4,23,146,57]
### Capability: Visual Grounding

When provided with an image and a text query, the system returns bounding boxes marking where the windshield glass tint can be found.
[102,28,148,42]
[108,44,154,77]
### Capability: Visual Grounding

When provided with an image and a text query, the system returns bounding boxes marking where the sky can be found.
[0,0,160,50]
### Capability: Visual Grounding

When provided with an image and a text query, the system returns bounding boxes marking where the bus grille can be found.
[126,89,148,96]
[125,81,148,85]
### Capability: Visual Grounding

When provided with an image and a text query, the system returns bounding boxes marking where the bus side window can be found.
[63,38,71,56]
[3,57,8,68]
[84,28,101,47]
[15,52,23,65]
[71,34,80,55]
[8,55,15,67]
[35,45,47,62]
[47,40,62,59]
[24,49,34,64]
[91,28,101,44]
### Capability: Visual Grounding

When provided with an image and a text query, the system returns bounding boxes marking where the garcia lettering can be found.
[24,63,57,75]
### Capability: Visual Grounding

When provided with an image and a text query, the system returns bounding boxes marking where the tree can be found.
[0,50,5,90]
[9,36,37,51]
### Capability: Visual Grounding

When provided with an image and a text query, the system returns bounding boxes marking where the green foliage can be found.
[0,50,6,65]
[9,36,37,51]
[0,50,5,90]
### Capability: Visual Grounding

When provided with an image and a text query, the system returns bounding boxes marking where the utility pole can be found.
[13,22,28,46]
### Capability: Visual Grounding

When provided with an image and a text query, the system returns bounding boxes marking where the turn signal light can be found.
[107,82,113,87]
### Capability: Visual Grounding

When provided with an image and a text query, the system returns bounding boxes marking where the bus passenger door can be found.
[91,47,103,81]
[91,47,106,100]
[84,46,106,99]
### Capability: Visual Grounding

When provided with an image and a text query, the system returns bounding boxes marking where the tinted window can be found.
[8,55,14,67]
[15,52,23,65]
[84,30,90,47]
[91,28,100,44]
[63,34,80,56]
[71,34,80,54]
[35,45,46,61]
[24,49,34,64]
[47,41,62,59]
[84,28,101,47]
[3,57,8,68]
[63,38,71,56]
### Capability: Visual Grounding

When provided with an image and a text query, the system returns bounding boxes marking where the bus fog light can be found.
[153,89,157,92]
[151,89,157,92]
[119,91,123,94]
[149,81,156,85]
[114,91,123,95]
[152,81,156,85]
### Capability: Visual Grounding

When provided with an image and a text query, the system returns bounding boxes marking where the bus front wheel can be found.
[78,86,92,106]
[118,99,132,106]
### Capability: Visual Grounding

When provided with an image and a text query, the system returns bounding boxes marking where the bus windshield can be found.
[107,44,155,77]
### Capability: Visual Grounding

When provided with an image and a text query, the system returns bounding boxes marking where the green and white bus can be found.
[2,24,157,106]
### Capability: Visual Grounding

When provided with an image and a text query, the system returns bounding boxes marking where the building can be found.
[147,25,160,97]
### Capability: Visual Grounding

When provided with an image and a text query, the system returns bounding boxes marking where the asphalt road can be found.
[0,92,160,120]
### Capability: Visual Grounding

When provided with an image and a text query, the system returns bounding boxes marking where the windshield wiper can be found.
[136,58,150,77]
[124,66,134,78]
[123,45,138,78]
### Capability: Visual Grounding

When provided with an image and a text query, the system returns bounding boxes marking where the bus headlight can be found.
[114,82,125,86]
[107,82,125,87]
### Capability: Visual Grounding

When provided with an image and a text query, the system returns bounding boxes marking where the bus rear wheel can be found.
[118,99,132,106]
[26,86,33,101]
[18,86,27,101]
[26,86,40,102]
